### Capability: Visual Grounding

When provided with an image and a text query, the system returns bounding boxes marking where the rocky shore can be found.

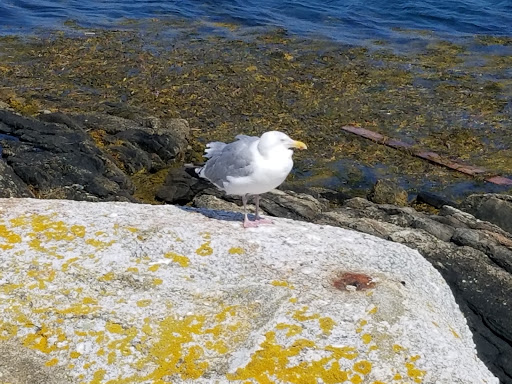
[1,107,511,383]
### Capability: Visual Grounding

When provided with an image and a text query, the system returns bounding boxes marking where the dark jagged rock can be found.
[316,198,512,384]
[193,194,260,214]
[451,228,512,274]
[367,179,408,206]
[156,167,210,205]
[74,112,190,174]
[160,166,326,221]
[0,160,34,198]
[460,194,512,235]
[411,216,455,242]
[0,108,190,202]
[0,109,134,201]
[416,190,458,209]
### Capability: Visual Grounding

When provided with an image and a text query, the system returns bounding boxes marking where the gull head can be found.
[258,131,307,156]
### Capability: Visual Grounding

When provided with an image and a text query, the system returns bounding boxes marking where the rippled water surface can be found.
[1,0,512,42]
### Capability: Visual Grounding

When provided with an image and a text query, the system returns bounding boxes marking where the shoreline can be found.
[0,21,511,201]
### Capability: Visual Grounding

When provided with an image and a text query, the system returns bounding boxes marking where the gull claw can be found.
[243,217,274,228]
[254,217,274,225]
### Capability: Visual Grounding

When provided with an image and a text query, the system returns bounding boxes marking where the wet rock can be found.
[343,196,375,210]
[416,190,457,209]
[318,211,401,240]
[0,109,134,201]
[440,205,512,236]
[0,160,34,198]
[280,184,351,206]
[158,166,325,221]
[367,179,408,206]
[193,189,324,222]
[460,194,512,235]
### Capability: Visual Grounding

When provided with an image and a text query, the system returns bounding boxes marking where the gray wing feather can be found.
[203,141,226,159]
[198,135,259,189]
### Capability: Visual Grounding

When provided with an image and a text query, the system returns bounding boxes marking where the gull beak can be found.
[292,140,307,150]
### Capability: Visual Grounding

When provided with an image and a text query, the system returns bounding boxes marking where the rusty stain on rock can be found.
[333,272,376,291]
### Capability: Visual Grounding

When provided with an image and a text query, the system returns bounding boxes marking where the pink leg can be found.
[242,194,260,228]
[253,195,273,225]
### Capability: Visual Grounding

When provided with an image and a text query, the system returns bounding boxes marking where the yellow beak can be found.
[293,140,307,150]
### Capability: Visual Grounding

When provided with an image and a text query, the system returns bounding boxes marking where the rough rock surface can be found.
[72,112,189,174]
[193,194,263,215]
[0,108,190,202]
[367,180,408,206]
[0,109,134,201]
[317,198,512,384]
[191,188,325,222]
[461,194,512,235]
[0,198,496,384]
[0,159,34,198]
[156,167,211,205]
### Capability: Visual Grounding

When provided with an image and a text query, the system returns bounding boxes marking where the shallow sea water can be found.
[1,1,511,200]
[1,0,512,42]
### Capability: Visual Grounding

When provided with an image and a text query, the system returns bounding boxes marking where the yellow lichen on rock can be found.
[228,247,245,255]
[164,251,190,267]
[276,323,303,337]
[271,280,294,289]
[85,238,116,249]
[196,241,213,256]
[226,330,359,384]
[97,304,248,383]
[0,200,494,383]
[291,306,320,322]
[319,317,337,336]
[361,333,372,344]
[0,224,21,248]
[61,257,80,272]
[70,225,86,238]
[353,360,372,375]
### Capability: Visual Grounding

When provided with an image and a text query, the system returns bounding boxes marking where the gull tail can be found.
[203,141,226,159]
[195,141,226,178]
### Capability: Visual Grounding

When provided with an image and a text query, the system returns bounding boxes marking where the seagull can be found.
[197,131,307,228]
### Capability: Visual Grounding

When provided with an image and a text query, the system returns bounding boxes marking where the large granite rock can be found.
[317,198,512,383]
[0,198,496,383]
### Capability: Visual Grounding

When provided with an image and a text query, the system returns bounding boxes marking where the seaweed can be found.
[0,19,511,200]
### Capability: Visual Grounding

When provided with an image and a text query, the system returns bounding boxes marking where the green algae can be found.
[0,20,511,200]
[131,168,169,205]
